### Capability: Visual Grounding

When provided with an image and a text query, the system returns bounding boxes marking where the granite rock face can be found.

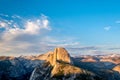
[113,64,120,73]
[47,47,72,66]
[1,47,120,80]
[30,47,100,80]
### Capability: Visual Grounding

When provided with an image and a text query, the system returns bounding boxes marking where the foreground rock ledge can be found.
[29,47,100,80]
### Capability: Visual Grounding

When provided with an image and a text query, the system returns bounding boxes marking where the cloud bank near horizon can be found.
[0,14,120,56]
[0,14,82,56]
[0,14,53,55]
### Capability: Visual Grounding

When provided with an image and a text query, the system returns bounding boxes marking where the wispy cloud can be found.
[104,26,111,31]
[0,14,52,55]
[0,14,81,56]
[115,20,120,24]
[0,21,8,28]
[0,14,9,17]
[1,14,51,41]
[11,15,21,19]
[1,14,119,56]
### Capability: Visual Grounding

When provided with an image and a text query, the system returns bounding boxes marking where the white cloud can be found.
[0,14,53,55]
[25,17,50,35]
[2,14,114,56]
[0,21,8,28]
[104,26,111,31]
[25,21,40,34]
[1,14,51,41]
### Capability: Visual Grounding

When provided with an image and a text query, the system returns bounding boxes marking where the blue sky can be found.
[0,0,120,56]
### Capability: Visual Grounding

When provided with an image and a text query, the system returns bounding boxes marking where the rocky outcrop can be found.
[113,64,120,73]
[29,63,52,80]
[47,47,72,66]
[30,47,100,80]
[51,61,96,80]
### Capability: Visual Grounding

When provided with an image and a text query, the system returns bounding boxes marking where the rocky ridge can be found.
[1,48,120,80]
[30,47,100,80]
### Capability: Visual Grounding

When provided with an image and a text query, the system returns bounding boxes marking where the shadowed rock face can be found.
[30,47,100,80]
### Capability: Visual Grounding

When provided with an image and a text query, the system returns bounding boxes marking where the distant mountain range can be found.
[0,47,120,80]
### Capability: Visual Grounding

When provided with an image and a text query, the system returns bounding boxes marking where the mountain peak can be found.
[30,47,101,80]
[47,47,72,66]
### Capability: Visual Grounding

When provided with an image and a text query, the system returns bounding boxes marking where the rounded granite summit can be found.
[30,47,100,80]
[47,47,72,66]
